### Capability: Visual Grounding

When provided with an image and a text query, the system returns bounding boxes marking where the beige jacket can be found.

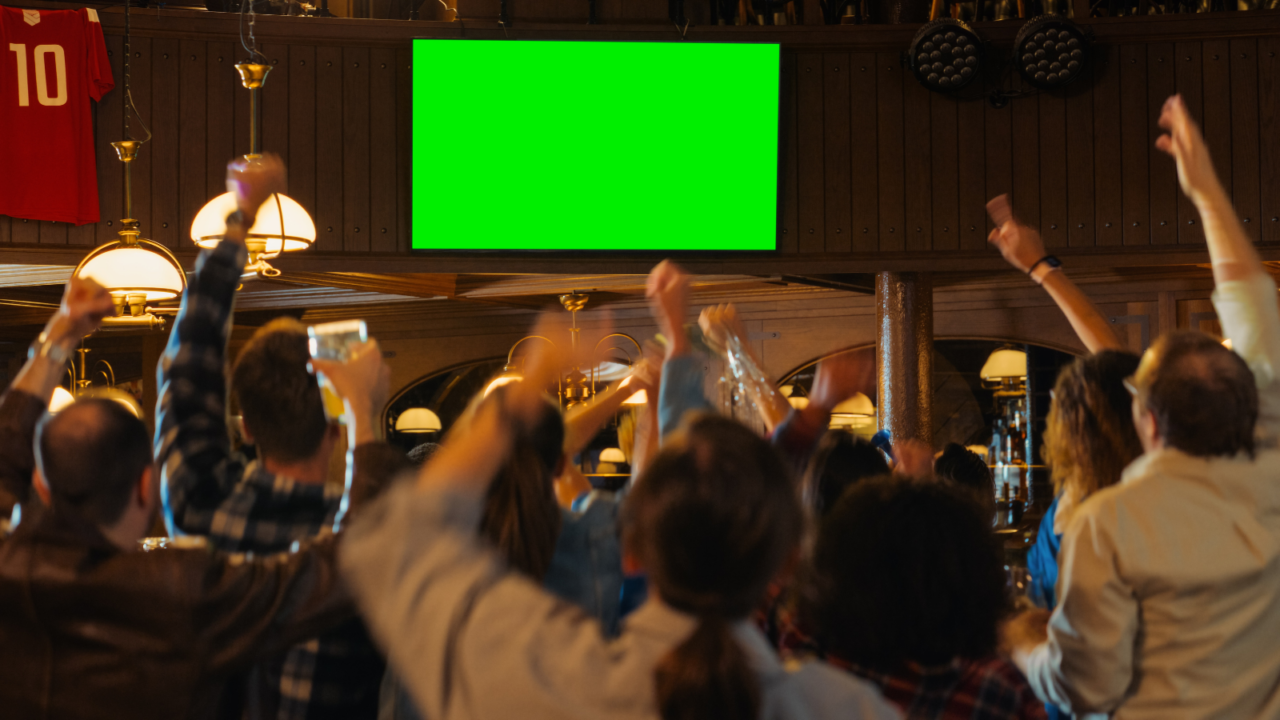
[341,484,900,720]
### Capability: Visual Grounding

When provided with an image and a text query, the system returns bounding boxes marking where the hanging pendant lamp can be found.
[72,0,186,331]
[190,63,315,277]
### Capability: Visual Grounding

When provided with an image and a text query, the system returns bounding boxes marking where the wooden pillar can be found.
[876,271,933,447]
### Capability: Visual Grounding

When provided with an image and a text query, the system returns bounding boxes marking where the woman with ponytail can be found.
[340,301,898,720]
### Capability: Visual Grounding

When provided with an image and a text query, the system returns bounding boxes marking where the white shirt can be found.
[1019,272,1280,718]
[340,484,901,720]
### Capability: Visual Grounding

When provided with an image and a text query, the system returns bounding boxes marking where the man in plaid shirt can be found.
[156,155,393,720]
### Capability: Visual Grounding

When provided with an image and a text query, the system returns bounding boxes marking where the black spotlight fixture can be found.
[1014,16,1090,90]
[908,19,985,94]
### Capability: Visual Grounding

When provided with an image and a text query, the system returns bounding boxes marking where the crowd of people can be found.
[0,92,1277,720]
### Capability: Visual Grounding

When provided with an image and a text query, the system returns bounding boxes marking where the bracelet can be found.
[28,330,73,365]
[1029,256,1063,286]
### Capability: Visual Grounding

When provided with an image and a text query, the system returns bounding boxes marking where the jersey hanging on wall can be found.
[1,6,113,225]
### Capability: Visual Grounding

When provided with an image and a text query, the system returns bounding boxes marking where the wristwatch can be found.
[1028,255,1062,286]
[28,330,73,365]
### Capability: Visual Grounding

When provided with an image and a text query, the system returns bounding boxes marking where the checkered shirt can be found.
[156,240,378,720]
[758,582,1046,720]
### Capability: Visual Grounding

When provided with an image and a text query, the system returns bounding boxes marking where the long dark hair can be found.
[800,477,1007,670]
[624,414,803,720]
[1043,350,1143,504]
[478,387,564,581]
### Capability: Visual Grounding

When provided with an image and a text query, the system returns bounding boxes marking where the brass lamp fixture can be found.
[190,62,316,277]
[486,293,642,408]
[73,143,186,331]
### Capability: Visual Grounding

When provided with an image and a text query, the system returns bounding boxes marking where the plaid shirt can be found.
[156,240,381,720]
[758,583,1046,720]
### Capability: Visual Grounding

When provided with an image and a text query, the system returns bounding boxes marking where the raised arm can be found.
[699,303,793,433]
[647,261,712,438]
[0,278,114,514]
[561,360,656,461]
[156,155,286,537]
[1156,95,1280,439]
[987,195,1123,354]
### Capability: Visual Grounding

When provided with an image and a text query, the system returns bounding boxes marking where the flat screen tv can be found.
[411,39,781,251]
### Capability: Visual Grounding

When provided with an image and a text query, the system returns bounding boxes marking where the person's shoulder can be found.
[779,659,902,719]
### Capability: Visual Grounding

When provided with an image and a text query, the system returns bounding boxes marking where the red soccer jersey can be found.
[1,5,112,225]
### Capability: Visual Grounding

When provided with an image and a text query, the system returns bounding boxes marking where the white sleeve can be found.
[1212,273,1280,439]
[339,482,632,720]
[1018,504,1139,715]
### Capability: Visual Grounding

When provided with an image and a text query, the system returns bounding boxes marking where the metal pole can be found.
[876,271,934,446]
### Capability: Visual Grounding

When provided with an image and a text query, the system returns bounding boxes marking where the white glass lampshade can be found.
[829,392,875,428]
[76,243,186,301]
[788,396,810,410]
[980,348,1028,382]
[190,192,316,256]
[49,387,75,414]
[395,407,442,433]
[599,447,627,464]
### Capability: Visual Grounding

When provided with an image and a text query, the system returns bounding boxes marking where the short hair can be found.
[407,442,442,467]
[934,443,995,520]
[800,477,1007,670]
[1043,350,1144,500]
[804,431,890,518]
[1134,330,1257,459]
[231,318,329,463]
[36,399,152,526]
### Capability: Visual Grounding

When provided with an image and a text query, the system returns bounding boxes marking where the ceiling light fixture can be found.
[908,19,984,94]
[73,1,185,332]
[1014,15,1089,90]
[191,62,315,278]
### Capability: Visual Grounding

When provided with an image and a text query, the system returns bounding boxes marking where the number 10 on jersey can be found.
[9,43,67,107]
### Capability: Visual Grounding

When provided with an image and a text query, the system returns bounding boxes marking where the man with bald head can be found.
[1003,95,1280,719]
[0,156,406,720]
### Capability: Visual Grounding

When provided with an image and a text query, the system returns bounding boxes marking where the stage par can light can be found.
[1015,16,1090,90]
[908,19,984,94]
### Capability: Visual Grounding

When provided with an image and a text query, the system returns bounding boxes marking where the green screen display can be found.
[411,40,780,251]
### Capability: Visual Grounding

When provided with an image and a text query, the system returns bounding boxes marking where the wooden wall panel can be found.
[150,38,180,248]
[94,34,125,244]
[1038,92,1067,249]
[342,47,371,252]
[956,82,986,252]
[823,54,852,253]
[370,47,398,252]
[288,45,317,225]
[1146,44,1177,245]
[178,40,208,249]
[4,14,1278,273]
[929,91,958,252]
[849,55,878,252]
[1065,80,1095,248]
[314,46,344,252]
[1094,45,1123,247]
[796,53,825,253]
[1230,38,1261,241]
[1010,95,1040,232]
[1261,38,1280,245]
[1175,41,1205,244]
[876,53,904,251]
[1120,43,1149,246]
[902,69,932,252]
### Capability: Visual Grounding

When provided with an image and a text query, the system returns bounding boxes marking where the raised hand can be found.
[645,260,691,358]
[986,195,1047,273]
[1156,94,1226,207]
[225,153,287,228]
[808,348,875,414]
[698,303,746,354]
[310,340,391,445]
[57,276,115,341]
